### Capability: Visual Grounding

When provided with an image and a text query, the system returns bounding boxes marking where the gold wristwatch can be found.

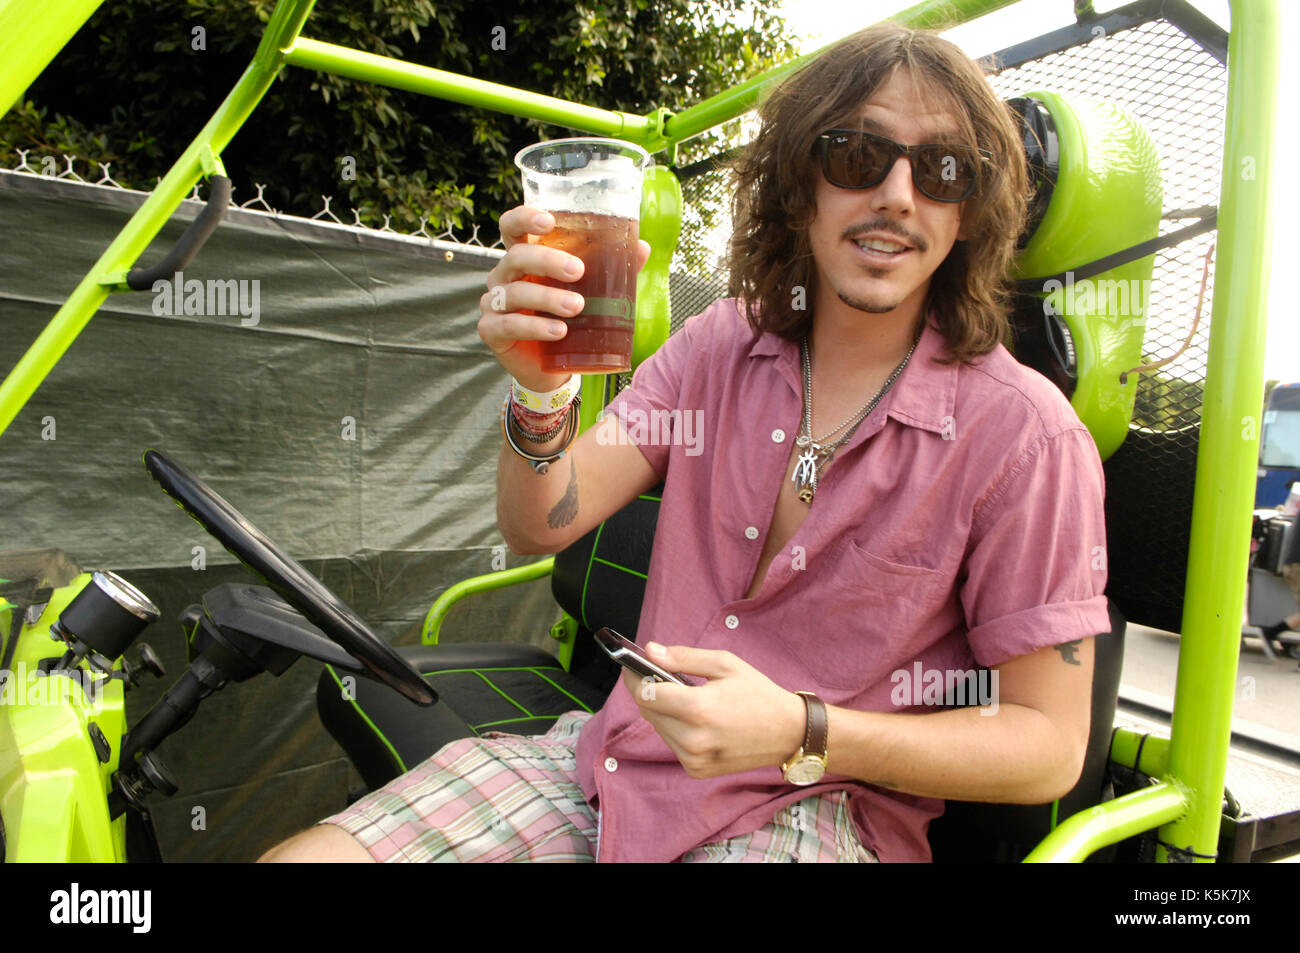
[781,691,828,785]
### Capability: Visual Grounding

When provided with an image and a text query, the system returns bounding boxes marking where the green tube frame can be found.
[421,558,555,645]
[0,0,1280,863]
[0,0,107,117]
[1157,0,1278,864]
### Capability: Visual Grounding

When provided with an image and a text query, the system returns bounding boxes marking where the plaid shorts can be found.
[321,710,878,863]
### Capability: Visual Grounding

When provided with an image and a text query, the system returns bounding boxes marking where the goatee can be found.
[836,289,901,314]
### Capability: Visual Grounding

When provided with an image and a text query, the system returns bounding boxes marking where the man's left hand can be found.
[621,642,806,779]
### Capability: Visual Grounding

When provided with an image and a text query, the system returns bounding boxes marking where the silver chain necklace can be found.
[792,328,920,504]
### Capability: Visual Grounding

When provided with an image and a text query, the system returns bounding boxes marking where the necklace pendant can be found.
[795,434,812,448]
[793,449,819,503]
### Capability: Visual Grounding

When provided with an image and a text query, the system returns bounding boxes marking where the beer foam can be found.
[523,155,643,219]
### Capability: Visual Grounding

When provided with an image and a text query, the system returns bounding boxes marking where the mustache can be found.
[842,219,926,252]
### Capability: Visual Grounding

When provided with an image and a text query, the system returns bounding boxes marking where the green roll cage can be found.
[0,0,1281,862]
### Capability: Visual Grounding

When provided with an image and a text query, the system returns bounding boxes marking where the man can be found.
[261,21,1110,863]
[1257,490,1300,664]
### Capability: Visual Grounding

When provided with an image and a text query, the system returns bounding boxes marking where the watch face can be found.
[785,757,826,786]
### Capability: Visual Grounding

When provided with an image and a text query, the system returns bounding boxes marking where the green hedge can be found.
[1,0,795,237]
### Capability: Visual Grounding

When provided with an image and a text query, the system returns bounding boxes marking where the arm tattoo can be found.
[546,458,578,529]
[1054,640,1082,665]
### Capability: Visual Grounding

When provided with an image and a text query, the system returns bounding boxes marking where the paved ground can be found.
[1118,622,1300,860]
[1122,623,1300,754]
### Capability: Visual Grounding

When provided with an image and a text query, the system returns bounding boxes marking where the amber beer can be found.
[527,211,638,374]
[515,138,649,375]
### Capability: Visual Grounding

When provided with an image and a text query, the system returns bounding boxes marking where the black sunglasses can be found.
[816,129,991,203]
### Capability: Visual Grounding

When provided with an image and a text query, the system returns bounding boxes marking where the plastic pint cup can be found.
[515,138,650,374]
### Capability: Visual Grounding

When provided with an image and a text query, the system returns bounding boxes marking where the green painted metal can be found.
[889,0,1021,31]
[199,143,227,179]
[421,557,555,645]
[1024,781,1188,862]
[577,375,607,434]
[0,0,319,442]
[1160,0,1279,864]
[662,0,1014,143]
[0,0,1285,864]
[1012,92,1162,462]
[0,574,128,861]
[550,613,580,671]
[0,0,106,117]
[1110,726,1170,779]
[284,38,657,146]
[661,52,817,145]
[632,166,682,371]
[4,0,1016,442]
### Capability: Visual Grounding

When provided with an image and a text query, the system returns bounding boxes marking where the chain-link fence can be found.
[2,147,508,253]
[990,15,1224,632]
[6,7,1229,633]
[657,10,1227,632]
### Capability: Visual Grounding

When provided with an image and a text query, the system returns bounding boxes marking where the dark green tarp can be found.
[0,170,564,860]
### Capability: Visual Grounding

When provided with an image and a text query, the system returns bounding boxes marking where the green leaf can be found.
[3,0,797,237]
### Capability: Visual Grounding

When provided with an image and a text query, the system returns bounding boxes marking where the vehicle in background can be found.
[1256,382,1300,507]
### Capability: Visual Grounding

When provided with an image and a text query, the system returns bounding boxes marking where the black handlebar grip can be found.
[126,175,233,291]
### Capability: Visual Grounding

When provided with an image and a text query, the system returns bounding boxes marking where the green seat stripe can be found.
[590,556,649,580]
[469,669,534,717]
[424,666,564,676]
[579,519,608,631]
[333,663,590,768]
[326,664,407,774]
[579,498,659,627]
[527,667,595,712]
[473,715,562,731]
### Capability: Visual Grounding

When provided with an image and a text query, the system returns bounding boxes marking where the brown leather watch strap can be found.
[798,691,828,758]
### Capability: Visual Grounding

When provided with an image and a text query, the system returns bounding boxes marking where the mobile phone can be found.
[593,627,690,686]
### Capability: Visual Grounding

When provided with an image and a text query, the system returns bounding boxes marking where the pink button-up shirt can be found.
[573,298,1111,862]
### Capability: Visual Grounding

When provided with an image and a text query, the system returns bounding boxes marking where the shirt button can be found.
[724,614,739,629]
[744,526,759,540]
[604,757,618,773]
[771,429,786,443]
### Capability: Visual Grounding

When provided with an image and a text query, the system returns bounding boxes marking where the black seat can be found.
[927,598,1126,862]
[316,484,1125,861]
[316,489,661,790]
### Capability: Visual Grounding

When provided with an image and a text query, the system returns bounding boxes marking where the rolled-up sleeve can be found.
[962,425,1112,667]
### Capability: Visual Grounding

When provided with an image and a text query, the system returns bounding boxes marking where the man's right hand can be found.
[478,205,650,393]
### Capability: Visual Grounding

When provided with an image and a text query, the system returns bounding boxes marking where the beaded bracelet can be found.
[511,401,571,442]
[500,392,582,474]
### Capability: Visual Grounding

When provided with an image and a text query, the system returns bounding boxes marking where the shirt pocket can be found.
[784,537,953,692]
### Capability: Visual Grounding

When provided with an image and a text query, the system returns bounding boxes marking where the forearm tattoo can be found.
[547,457,578,529]
[1054,640,1082,665]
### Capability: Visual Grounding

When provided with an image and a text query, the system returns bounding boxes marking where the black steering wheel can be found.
[143,449,436,706]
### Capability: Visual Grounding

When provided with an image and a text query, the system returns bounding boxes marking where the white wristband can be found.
[511,374,582,413]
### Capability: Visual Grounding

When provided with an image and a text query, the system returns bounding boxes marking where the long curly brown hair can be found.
[727,22,1030,364]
